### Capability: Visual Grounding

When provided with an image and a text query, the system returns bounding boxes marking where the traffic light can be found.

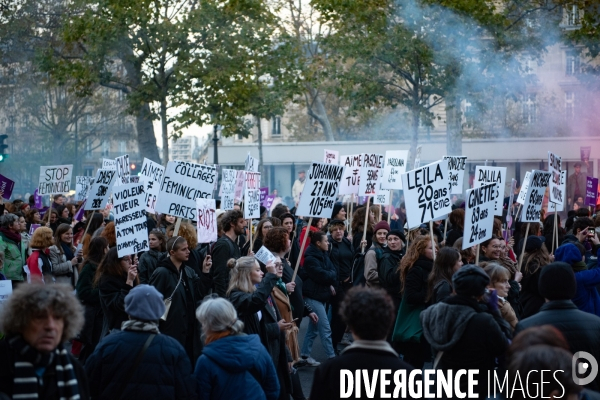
[0,135,8,162]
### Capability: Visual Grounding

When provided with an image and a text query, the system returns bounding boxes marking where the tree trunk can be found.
[160,99,169,165]
[306,86,335,141]
[445,93,462,156]
[256,116,264,178]
[408,102,420,169]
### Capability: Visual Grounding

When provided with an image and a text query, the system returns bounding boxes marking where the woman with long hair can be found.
[519,237,553,318]
[138,229,166,284]
[453,238,476,265]
[427,247,463,304]
[82,212,105,257]
[100,221,117,248]
[49,223,81,286]
[76,236,109,363]
[25,207,44,232]
[227,256,293,400]
[446,208,465,247]
[158,213,176,234]
[351,206,375,251]
[94,247,138,338]
[252,218,278,254]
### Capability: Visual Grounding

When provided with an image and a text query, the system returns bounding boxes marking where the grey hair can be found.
[196,297,244,335]
[1,213,18,228]
[0,283,84,342]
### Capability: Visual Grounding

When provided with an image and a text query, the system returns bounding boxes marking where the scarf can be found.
[122,319,160,334]
[8,335,80,400]
[573,261,588,273]
[205,330,231,345]
[0,227,22,245]
[275,278,288,297]
[61,242,75,261]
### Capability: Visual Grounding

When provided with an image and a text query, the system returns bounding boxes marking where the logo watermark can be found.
[573,352,598,386]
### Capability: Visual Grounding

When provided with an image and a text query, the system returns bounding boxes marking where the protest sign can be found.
[33,189,43,208]
[156,161,217,220]
[196,199,217,243]
[380,150,408,190]
[359,166,381,196]
[362,153,384,168]
[260,187,269,203]
[517,171,531,205]
[28,224,41,236]
[549,171,567,212]
[102,159,116,170]
[414,145,423,169]
[463,183,496,249]
[324,149,339,165]
[86,169,117,210]
[39,165,73,196]
[129,176,140,183]
[0,280,11,304]
[339,154,360,195]
[75,176,94,202]
[401,160,452,229]
[244,172,261,219]
[586,177,599,207]
[474,166,506,216]
[548,152,564,205]
[245,153,259,172]
[374,189,390,206]
[0,174,15,199]
[113,182,149,257]
[74,200,86,221]
[234,170,245,201]
[296,162,344,218]
[443,156,467,195]
[521,170,551,222]
[220,169,238,210]
[114,154,130,186]
[139,158,165,214]
[263,195,276,209]
[255,246,277,265]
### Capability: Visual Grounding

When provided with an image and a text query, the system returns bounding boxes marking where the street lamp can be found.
[212,124,221,164]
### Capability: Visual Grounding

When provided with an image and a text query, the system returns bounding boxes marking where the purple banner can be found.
[28,224,41,236]
[585,177,598,206]
[74,199,86,221]
[259,187,269,203]
[0,174,14,200]
[34,189,43,209]
[262,195,275,209]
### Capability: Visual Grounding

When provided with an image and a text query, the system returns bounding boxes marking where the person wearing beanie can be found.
[85,284,196,399]
[364,220,390,288]
[555,243,600,317]
[515,262,600,391]
[420,265,510,398]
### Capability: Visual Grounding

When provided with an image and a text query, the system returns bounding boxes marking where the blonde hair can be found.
[483,263,511,285]
[226,256,259,296]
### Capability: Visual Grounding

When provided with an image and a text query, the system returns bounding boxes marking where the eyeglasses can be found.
[274,262,283,268]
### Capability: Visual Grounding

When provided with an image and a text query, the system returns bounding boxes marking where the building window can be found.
[565,91,575,120]
[102,140,110,157]
[271,117,281,136]
[522,94,537,125]
[566,5,580,26]
[566,51,580,76]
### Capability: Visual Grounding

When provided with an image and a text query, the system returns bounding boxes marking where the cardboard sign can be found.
[38,165,73,195]
[75,176,94,202]
[255,246,277,265]
[296,162,344,218]
[414,145,423,169]
[263,195,276,209]
[85,169,117,210]
[245,153,259,172]
[113,182,149,257]
[0,174,15,200]
[139,158,165,214]
[0,280,12,304]
[548,152,563,205]
[102,159,117,170]
[220,169,238,210]
[443,156,467,195]
[401,160,452,229]
[549,171,567,212]
[156,161,217,220]
[521,170,551,222]
[234,170,245,201]
[114,154,130,186]
[196,198,217,243]
[380,150,408,190]
[324,149,340,165]
[374,189,390,206]
[244,172,261,219]
[28,224,41,236]
[259,187,269,203]
[339,154,361,195]
[359,167,381,196]
[517,171,531,205]
[463,183,496,249]
[586,177,599,207]
[474,166,506,216]
[33,189,43,209]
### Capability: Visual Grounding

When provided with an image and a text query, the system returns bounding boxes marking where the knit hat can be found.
[452,265,490,297]
[125,284,166,321]
[373,221,390,234]
[331,202,345,219]
[538,262,577,300]
[519,235,545,253]
[387,229,406,243]
[554,243,583,266]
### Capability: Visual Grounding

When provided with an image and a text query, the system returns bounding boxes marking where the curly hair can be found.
[100,221,117,248]
[264,227,289,254]
[340,286,394,340]
[166,222,197,248]
[399,235,434,292]
[351,206,373,234]
[0,283,84,342]
[221,210,244,233]
[30,226,54,249]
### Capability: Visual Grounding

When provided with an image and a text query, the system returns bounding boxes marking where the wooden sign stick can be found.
[361,197,371,254]
[173,217,182,236]
[517,223,530,272]
[292,217,313,282]
[429,220,436,262]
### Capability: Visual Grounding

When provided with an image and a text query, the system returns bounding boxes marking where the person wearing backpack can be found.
[364,221,389,288]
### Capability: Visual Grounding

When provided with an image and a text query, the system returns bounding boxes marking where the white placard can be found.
[155,161,217,220]
[463,183,496,249]
[359,167,381,196]
[85,169,116,210]
[139,158,165,214]
[517,171,531,205]
[255,246,277,265]
[113,182,149,257]
[196,198,217,243]
[296,162,344,218]
[339,154,361,195]
[234,170,245,202]
[548,151,564,205]
[374,189,390,205]
[114,154,130,186]
[0,279,12,303]
[75,176,94,202]
[414,145,423,169]
[245,153,259,172]
[521,170,552,223]
[220,169,238,210]
[102,159,117,170]
[401,160,452,229]
[443,156,467,195]
[38,165,73,196]
[244,171,261,219]
[549,170,567,212]
[380,150,408,190]
[474,166,506,216]
[324,149,340,165]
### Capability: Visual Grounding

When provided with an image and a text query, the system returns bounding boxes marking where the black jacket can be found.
[211,235,241,297]
[404,256,433,306]
[281,258,304,322]
[76,261,103,362]
[519,263,544,318]
[445,228,463,248]
[150,255,212,362]
[515,300,600,391]
[378,247,403,304]
[302,244,337,303]
[138,249,165,284]
[328,235,354,283]
[99,274,135,338]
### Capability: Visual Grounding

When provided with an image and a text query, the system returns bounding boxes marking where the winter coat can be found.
[211,234,241,297]
[377,247,403,306]
[404,256,434,306]
[573,267,600,317]
[0,230,25,280]
[432,280,452,305]
[445,228,463,248]
[515,300,600,391]
[498,297,518,330]
[26,248,52,283]
[49,244,78,286]
[364,243,384,288]
[272,286,300,361]
[519,263,544,318]
[328,235,354,283]
[280,258,304,323]
[99,274,135,338]
[194,334,280,400]
[302,244,337,303]
[76,261,103,362]
[85,330,196,400]
[352,230,373,253]
[137,248,164,284]
[298,226,319,267]
[149,255,212,362]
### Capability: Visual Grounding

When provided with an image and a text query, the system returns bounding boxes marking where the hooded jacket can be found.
[138,248,165,284]
[194,334,280,400]
[302,244,337,303]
